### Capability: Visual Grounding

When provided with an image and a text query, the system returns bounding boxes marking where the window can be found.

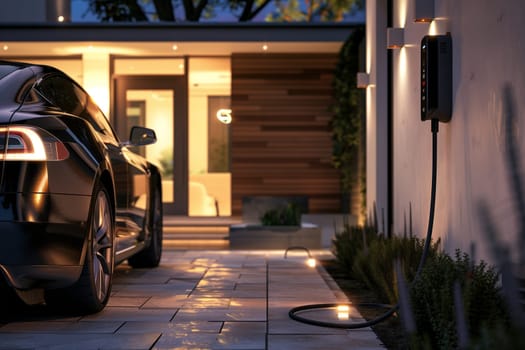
[37,75,85,116]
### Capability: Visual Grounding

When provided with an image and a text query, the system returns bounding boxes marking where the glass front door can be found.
[114,76,188,215]
[126,89,174,202]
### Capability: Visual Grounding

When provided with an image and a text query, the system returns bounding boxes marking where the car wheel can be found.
[46,184,114,314]
[128,184,163,268]
[0,277,27,314]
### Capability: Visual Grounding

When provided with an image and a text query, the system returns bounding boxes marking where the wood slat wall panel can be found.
[231,53,342,216]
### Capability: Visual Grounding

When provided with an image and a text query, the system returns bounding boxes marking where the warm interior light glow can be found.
[57,15,65,22]
[3,45,8,51]
[82,53,110,115]
[262,44,268,51]
[172,44,178,51]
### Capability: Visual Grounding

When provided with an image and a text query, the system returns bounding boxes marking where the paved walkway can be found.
[0,250,385,349]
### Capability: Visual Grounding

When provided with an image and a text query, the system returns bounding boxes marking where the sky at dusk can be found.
[70,0,365,23]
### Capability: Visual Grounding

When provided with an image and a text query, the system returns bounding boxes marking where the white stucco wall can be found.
[366,0,390,234]
[368,0,525,263]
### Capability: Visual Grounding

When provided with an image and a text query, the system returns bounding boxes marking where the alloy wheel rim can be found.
[153,192,162,249]
[92,190,113,302]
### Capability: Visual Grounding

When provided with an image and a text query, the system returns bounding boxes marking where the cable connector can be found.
[431,119,439,133]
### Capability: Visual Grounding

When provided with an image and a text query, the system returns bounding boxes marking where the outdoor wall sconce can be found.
[387,28,405,49]
[415,0,435,23]
[356,72,370,88]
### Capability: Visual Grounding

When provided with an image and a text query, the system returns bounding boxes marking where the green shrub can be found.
[331,225,379,275]
[409,250,508,349]
[352,235,440,304]
[260,202,301,226]
[469,323,525,349]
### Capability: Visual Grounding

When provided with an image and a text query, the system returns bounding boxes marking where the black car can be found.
[0,60,163,314]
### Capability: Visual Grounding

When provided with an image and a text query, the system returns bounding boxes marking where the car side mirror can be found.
[129,126,157,146]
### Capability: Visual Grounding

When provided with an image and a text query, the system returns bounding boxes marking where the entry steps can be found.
[162,216,241,249]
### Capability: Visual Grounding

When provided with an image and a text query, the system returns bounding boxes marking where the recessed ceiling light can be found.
[172,44,178,51]
[2,45,8,51]
[262,44,268,51]
[57,15,65,22]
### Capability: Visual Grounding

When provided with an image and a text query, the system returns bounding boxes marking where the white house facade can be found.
[366,0,525,263]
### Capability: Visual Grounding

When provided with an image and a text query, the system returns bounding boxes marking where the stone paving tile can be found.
[81,307,177,322]
[116,321,223,334]
[232,284,267,298]
[0,321,123,334]
[0,249,386,350]
[214,322,266,350]
[141,295,189,309]
[152,333,218,350]
[111,281,195,297]
[174,307,266,322]
[182,297,231,309]
[268,333,385,350]
[107,295,149,307]
[0,333,161,350]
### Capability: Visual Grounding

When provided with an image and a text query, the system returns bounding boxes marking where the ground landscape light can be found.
[337,304,350,320]
[306,258,317,268]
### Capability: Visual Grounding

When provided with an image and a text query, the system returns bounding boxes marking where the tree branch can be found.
[152,0,175,21]
[239,0,272,21]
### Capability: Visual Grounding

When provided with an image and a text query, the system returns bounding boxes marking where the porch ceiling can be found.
[0,22,359,57]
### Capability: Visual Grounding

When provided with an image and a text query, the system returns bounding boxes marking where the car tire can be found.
[46,184,115,314]
[0,277,27,314]
[128,183,163,268]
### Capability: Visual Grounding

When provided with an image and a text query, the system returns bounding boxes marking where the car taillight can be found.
[0,126,69,161]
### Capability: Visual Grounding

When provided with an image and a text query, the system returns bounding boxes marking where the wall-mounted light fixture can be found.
[415,0,435,22]
[356,72,370,89]
[387,28,405,49]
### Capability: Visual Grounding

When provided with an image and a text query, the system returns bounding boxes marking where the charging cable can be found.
[289,119,440,329]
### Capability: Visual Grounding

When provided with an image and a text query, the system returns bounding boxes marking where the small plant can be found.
[260,202,301,226]
[409,250,508,349]
[332,225,379,275]
[352,235,440,304]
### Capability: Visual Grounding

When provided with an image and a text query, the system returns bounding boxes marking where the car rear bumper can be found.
[0,193,91,290]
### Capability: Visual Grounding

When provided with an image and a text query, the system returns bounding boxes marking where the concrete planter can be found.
[301,214,357,248]
[229,223,321,250]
